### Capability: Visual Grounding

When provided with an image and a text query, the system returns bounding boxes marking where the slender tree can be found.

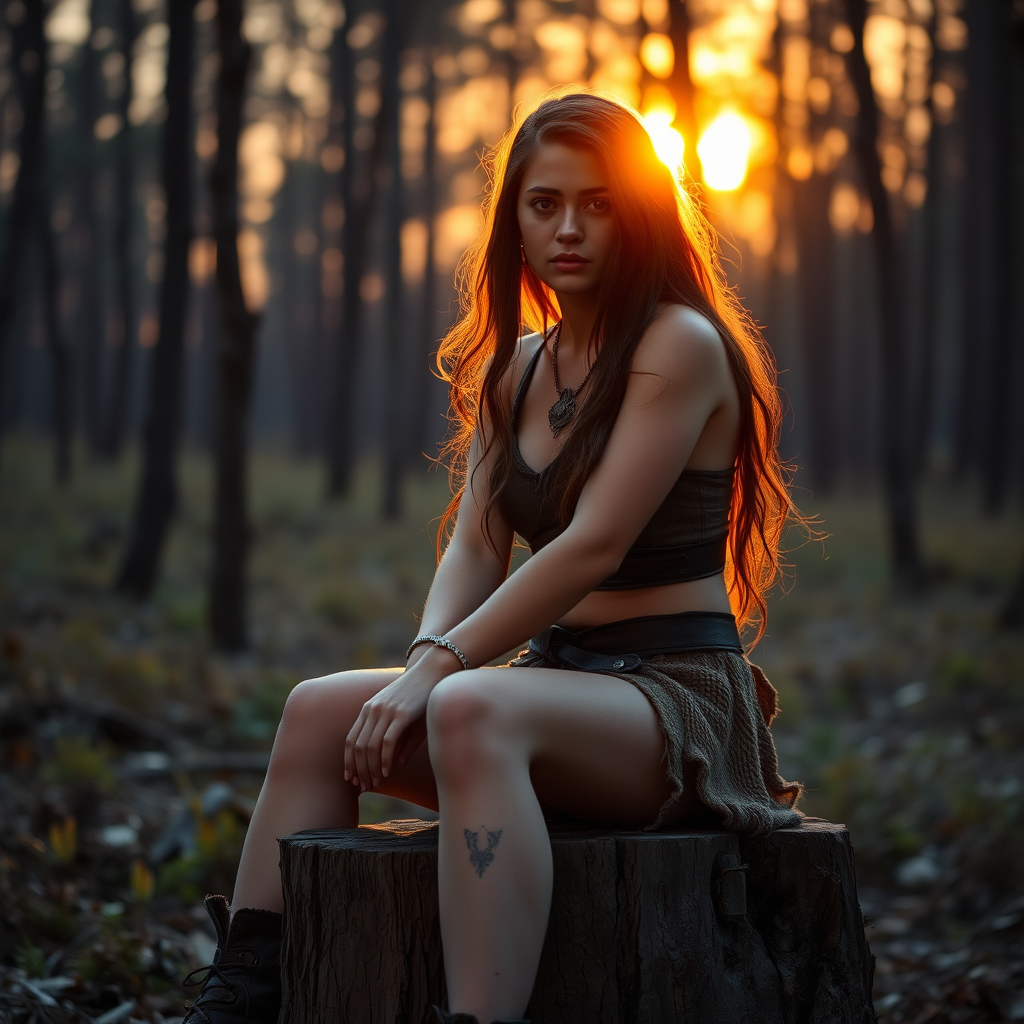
[844,0,922,581]
[668,0,700,182]
[37,160,72,483]
[327,15,402,497]
[996,0,1024,628]
[792,3,837,493]
[407,44,438,469]
[911,6,943,475]
[0,0,45,456]
[324,17,360,497]
[207,0,259,651]
[115,0,198,599]
[380,0,411,518]
[980,1,1019,512]
[100,0,138,460]
[952,0,997,482]
[78,0,105,456]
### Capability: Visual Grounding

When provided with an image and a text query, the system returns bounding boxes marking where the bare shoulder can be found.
[500,330,544,394]
[631,304,729,389]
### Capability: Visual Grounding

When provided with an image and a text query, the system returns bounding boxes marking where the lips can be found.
[551,253,590,270]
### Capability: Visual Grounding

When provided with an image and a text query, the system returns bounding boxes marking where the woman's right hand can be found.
[344,646,464,791]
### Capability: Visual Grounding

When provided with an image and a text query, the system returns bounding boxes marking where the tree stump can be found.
[278,818,875,1024]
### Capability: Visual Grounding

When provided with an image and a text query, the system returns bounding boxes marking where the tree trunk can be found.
[793,171,837,493]
[278,819,875,1023]
[78,0,105,457]
[100,0,138,461]
[844,0,922,583]
[791,3,837,494]
[380,0,411,519]
[325,17,392,498]
[952,0,996,482]
[38,172,72,484]
[668,0,699,183]
[0,0,46,458]
[911,11,943,477]
[407,45,438,469]
[114,0,197,599]
[207,0,259,653]
[980,2,1020,512]
[999,554,1024,629]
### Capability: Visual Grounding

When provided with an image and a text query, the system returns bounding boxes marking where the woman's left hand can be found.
[344,648,462,791]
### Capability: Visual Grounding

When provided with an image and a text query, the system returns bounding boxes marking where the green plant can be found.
[232,672,296,742]
[157,808,247,903]
[42,736,115,792]
[15,942,47,978]
[48,816,77,864]
[937,652,981,694]
[71,919,144,991]
[314,584,368,626]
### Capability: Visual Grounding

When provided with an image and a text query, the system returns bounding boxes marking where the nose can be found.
[555,206,583,243]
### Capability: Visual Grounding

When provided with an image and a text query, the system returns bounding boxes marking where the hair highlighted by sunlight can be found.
[435,89,800,646]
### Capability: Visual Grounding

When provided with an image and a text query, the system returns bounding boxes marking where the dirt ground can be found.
[1,437,1022,1023]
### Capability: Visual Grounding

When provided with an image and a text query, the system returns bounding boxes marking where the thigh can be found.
[448,666,671,828]
[280,667,439,812]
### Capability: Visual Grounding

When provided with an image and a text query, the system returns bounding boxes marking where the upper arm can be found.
[563,306,734,561]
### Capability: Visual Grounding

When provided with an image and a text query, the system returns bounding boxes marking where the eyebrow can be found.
[525,185,609,197]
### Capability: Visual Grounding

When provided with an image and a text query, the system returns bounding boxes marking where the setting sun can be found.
[697,112,751,191]
[643,108,685,175]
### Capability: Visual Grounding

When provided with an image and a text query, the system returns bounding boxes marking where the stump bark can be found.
[278,818,874,1024]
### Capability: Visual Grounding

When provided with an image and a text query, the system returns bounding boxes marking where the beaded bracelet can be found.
[405,634,471,670]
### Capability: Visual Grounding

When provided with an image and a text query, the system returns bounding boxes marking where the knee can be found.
[427,672,515,785]
[272,676,358,769]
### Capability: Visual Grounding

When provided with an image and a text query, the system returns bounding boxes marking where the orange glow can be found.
[643,108,685,174]
[639,33,674,79]
[697,112,751,191]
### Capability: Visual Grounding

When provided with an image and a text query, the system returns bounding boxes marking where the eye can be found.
[531,197,556,212]
[587,198,609,213]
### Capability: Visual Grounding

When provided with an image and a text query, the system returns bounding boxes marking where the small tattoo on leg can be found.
[464,827,502,877]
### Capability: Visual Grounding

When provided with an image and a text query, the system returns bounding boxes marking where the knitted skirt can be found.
[507,645,803,836]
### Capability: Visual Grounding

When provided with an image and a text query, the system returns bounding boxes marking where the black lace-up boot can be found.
[182,895,282,1023]
[431,1007,529,1023]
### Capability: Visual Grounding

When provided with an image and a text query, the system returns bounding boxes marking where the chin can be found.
[537,272,602,294]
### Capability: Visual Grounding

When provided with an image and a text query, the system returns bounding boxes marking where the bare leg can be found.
[426,667,670,1021]
[232,667,438,914]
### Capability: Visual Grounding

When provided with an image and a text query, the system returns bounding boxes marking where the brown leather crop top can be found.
[497,338,734,590]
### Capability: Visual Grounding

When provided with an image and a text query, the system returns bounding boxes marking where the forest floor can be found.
[1,435,1023,1024]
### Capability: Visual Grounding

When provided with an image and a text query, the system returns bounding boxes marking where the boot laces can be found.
[182,961,251,1023]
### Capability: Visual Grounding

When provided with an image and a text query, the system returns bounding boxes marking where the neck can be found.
[554,289,599,355]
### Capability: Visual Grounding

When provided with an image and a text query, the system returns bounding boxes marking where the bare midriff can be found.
[556,572,733,630]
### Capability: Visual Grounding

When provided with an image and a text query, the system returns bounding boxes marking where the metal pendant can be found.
[548,387,577,437]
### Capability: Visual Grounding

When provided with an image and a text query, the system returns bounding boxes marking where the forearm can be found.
[406,539,509,667]
[444,534,617,667]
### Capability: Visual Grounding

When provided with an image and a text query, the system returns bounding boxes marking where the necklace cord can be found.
[551,322,596,398]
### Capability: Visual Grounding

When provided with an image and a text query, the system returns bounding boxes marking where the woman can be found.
[184,91,803,1024]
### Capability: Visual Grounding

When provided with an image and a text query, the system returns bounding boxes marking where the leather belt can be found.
[527,611,743,673]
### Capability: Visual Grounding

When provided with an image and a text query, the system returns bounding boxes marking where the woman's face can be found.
[517,142,616,297]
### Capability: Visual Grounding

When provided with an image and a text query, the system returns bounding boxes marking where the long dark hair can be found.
[436,89,798,644]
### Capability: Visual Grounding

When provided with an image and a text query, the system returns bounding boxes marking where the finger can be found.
[366,711,398,787]
[344,705,369,784]
[378,713,408,781]
[395,717,428,771]
[353,710,377,792]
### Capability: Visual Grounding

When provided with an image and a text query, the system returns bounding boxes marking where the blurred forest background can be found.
[1,0,1023,1021]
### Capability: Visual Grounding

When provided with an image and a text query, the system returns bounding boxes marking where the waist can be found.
[528,611,743,674]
